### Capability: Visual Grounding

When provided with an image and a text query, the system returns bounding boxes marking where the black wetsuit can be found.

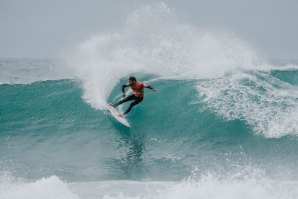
[113,82,154,115]
[114,95,143,115]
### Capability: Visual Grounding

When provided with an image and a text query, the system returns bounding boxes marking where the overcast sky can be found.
[1,0,297,60]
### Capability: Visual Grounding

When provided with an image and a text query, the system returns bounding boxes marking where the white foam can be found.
[196,70,298,138]
[1,172,297,199]
[65,2,263,110]
[0,173,79,199]
[157,177,298,199]
[69,176,298,199]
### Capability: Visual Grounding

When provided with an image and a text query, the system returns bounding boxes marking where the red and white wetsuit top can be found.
[131,81,144,98]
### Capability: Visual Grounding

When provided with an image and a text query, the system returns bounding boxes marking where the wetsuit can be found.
[114,81,154,115]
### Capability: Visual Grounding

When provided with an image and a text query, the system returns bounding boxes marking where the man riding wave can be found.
[110,76,157,116]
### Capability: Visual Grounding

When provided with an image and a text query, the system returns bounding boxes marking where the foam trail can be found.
[65,2,263,110]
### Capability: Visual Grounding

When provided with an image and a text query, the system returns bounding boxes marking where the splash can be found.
[63,2,298,138]
[65,2,262,110]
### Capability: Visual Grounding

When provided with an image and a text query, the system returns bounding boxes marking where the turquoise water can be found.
[1,58,298,198]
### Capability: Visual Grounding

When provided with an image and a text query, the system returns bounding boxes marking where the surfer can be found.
[110,76,157,116]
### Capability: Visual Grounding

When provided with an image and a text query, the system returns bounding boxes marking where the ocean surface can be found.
[1,3,298,199]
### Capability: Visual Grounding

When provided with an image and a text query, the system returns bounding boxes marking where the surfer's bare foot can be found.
[118,114,124,117]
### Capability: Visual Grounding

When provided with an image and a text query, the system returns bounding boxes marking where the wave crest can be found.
[65,2,262,110]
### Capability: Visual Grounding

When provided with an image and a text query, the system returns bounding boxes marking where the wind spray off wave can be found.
[65,2,263,110]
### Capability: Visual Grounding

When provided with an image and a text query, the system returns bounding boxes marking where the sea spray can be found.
[65,2,262,110]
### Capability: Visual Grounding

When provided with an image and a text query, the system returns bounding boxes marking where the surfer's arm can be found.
[144,84,157,91]
[121,83,130,98]
[121,83,130,93]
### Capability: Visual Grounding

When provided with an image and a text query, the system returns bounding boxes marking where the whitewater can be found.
[1,3,298,199]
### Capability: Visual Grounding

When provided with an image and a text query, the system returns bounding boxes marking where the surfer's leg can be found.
[123,97,143,115]
[114,95,135,106]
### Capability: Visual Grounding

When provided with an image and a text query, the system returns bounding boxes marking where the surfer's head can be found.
[128,76,137,85]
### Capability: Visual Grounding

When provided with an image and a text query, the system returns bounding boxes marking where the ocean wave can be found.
[1,172,297,199]
[1,72,297,139]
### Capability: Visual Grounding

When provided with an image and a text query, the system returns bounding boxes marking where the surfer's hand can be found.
[121,93,126,98]
[152,88,158,92]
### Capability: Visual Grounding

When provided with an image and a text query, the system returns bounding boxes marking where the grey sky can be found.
[1,0,297,59]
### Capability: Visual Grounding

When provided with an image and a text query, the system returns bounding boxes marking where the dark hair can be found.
[129,76,136,81]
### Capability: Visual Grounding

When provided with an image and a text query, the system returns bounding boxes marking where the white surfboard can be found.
[107,104,130,127]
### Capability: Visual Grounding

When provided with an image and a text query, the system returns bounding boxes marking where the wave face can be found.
[0,70,298,198]
[1,2,298,199]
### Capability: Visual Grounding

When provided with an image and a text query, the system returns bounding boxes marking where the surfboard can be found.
[107,104,130,127]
